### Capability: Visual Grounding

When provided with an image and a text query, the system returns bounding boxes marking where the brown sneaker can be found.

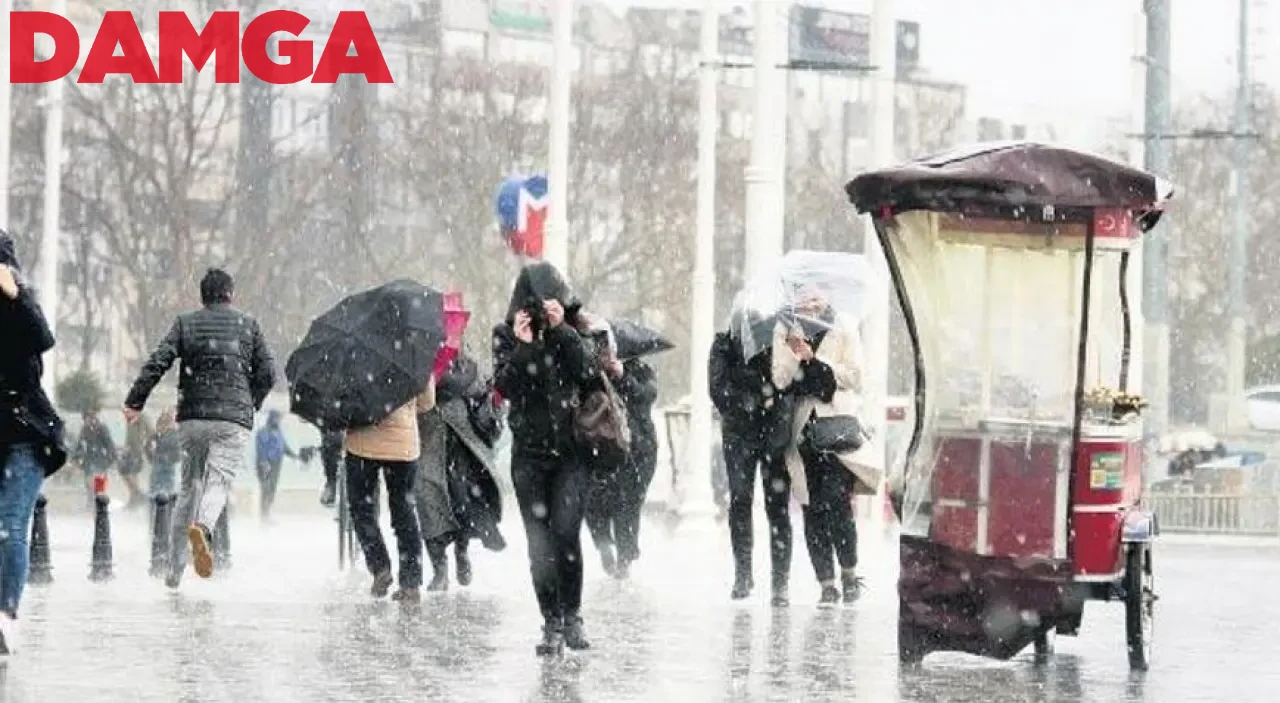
[370,571,393,598]
[188,525,214,579]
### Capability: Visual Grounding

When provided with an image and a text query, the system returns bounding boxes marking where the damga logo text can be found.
[10,10,393,84]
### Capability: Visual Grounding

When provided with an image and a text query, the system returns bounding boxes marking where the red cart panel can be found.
[1072,436,1143,578]
[988,440,1060,559]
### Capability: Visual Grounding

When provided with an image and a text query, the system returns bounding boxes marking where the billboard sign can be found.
[789,5,921,75]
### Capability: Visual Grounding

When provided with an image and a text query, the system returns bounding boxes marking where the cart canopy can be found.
[845,141,1172,228]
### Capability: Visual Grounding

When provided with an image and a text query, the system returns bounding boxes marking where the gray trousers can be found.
[170,419,249,579]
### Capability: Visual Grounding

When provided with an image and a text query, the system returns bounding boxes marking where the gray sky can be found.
[635,0,1278,122]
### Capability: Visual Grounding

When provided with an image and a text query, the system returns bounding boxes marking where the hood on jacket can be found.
[504,262,582,324]
[437,354,480,403]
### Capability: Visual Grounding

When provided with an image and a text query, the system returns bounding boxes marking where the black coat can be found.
[0,247,68,476]
[492,263,596,458]
[708,331,790,453]
[615,358,658,476]
[125,304,277,430]
[74,419,117,469]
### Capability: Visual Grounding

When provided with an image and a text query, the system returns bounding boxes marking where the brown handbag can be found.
[574,373,632,472]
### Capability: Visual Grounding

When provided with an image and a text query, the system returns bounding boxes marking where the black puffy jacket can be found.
[125,304,276,430]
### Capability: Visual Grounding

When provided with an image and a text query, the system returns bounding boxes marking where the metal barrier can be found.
[1148,492,1280,536]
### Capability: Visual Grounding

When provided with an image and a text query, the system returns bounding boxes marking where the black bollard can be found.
[149,494,173,578]
[212,507,231,574]
[89,492,114,582]
[28,494,52,585]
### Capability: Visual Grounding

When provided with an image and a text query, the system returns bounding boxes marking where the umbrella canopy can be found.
[286,280,448,430]
[609,318,674,360]
[730,250,876,360]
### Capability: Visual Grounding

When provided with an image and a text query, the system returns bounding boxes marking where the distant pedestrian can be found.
[120,410,153,509]
[318,428,344,507]
[149,408,181,497]
[255,409,296,521]
[0,231,69,654]
[73,408,116,509]
[124,268,276,588]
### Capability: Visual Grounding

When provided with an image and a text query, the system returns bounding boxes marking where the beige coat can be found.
[771,315,881,506]
[345,380,437,463]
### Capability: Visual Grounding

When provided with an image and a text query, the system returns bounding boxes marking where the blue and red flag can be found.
[495,174,548,258]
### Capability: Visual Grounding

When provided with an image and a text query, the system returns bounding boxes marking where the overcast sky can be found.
[634,0,1279,122]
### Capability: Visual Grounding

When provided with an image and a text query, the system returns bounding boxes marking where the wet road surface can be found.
[1,507,1275,702]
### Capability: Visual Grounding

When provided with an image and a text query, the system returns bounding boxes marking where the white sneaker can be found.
[0,613,19,655]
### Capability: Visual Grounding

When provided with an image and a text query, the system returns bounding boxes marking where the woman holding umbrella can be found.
[492,262,598,656]
[286,280,465,604]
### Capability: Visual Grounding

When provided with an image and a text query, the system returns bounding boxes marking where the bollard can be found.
[89,476,114,582]
[149,494,174,578]
[28,494,52,585]
[212,507,231,574]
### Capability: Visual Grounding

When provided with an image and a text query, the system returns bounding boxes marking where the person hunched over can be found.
[709,319,795,606]
[771,298,875,606]
[585,348,658,580]
[416,353,506,593]
[0,230,69,655]
[125,268,276,588]
[492,262,598,656]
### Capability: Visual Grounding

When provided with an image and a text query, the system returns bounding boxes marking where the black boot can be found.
[600,547,617,578]
[536,617,565,657]
[771,576,790,608]
[320,481,336,508]
[841,570,865,603]
[819,584,841,607]
[455,542,472,587]
[563,614,590,651]
[731,572,753,600]
[426,543,449,592]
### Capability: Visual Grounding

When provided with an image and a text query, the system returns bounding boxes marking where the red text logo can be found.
[10,10,393,84]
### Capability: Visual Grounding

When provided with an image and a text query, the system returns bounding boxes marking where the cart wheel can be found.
[1124,543,1154,671]
[1033,630,1055,663]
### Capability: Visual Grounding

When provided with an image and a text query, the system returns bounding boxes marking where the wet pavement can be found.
[2,508,1276,702]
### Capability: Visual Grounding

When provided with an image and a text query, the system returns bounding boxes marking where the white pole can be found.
[39,0,66,393]
[543,0,573,272]
[866,0,895,530]
[680,0,721,523]
[743,1,787,280]
[0,0,11,227]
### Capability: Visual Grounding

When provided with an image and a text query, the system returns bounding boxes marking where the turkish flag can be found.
[1093,208,1132,238]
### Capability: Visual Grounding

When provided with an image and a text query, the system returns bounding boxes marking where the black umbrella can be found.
[286,280,447,430]
[609,318,674,360]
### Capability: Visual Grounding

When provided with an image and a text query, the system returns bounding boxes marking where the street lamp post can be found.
[679,0,721,524]
[39,0,67,393]
[743,1,787,279]
[543,0,573,272]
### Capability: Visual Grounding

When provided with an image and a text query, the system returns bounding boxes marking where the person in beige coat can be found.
[345,379,436,603]
[772,298,879,607]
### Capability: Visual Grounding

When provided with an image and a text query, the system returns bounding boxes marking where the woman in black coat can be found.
[0,231,67,653]
[492,262,598,656]
[585,353,658,579]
